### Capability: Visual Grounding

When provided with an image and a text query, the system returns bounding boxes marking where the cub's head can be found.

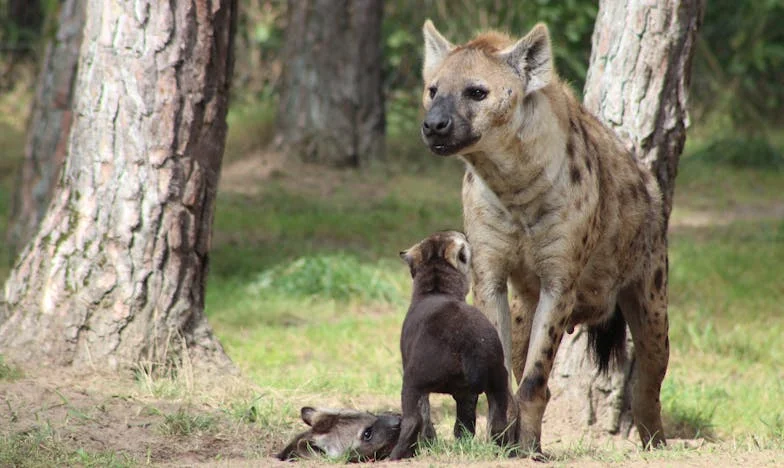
[399,231,472,291]
[277,406,401,462]
[420,20,553,156]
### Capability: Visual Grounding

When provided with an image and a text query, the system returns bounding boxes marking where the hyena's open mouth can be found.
[426,134,480,156]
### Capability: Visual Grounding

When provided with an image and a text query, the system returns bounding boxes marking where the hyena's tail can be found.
[587,304,627,374]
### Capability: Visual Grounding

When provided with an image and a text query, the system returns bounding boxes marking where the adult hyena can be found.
[419,21,670,453]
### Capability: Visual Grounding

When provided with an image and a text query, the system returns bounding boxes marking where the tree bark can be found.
[276,0,384,167]
[6,0,84,262]
[548,0,704,438]
[0,0,238,373]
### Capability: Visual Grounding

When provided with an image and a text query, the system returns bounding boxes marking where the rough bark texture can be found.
[276,0,384,167]
[0,0,238,372]
[6,0,84,262]
[549,0,703,438]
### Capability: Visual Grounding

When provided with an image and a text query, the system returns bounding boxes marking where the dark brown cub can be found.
[389,231,511,460]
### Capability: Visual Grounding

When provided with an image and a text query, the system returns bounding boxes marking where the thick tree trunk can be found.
[6,0,84,262]
[0,0,238,373]
[548,0,703,438]
[276,0,384,167]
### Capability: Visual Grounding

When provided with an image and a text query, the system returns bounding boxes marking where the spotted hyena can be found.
[391,231,510,460]
[419,21,670,453]
[277,406,401,462]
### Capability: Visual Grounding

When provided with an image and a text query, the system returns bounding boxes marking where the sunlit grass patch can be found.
[416,434,518,461]
[661,378,721,439]
[248,254,402,303]
[666,218,784,439]
[0,424,135,467]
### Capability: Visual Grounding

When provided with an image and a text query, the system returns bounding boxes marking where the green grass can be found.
[156,407,219,436]
[202,123,784,450]
[0,424,136,468]
[665,218,784,440]
[1,88,783,462]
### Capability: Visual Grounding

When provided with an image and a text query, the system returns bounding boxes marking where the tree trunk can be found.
[548,0,704,438]
[6,0,84,262]
[0,0,238,373]
[276,0,384,167]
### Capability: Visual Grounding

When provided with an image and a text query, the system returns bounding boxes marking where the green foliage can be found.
[692,0,784,130]
[684,137,784,171]
[248,254,401,303]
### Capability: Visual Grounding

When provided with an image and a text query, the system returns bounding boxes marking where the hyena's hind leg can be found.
[618,249,670,448]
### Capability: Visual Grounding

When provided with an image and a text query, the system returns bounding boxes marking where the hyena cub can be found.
[277,406,401,462]
[390,231,510,460]
[420,21,670,452]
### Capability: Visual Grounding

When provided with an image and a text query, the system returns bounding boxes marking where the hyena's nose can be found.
[422,114,453,137]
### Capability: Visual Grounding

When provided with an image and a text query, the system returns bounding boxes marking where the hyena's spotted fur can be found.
[420,21,670,452]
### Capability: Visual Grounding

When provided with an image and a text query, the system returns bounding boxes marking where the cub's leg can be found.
[418,395,437,443]
[390,384,426,460]
[453,392,479,438]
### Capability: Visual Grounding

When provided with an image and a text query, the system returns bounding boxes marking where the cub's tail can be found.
[586,304,627,374]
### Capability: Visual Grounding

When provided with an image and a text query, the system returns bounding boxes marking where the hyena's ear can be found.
[422,20,454,79]
[499,22,553,94]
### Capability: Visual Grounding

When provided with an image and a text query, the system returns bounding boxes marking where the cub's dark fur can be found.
[390,231,510,460]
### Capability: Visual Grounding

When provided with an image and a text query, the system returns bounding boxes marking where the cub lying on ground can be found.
[390,231,511,460]
[277,406,401,462]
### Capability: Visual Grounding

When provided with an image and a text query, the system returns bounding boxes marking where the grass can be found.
[0,89,783,463]
[202,118,784,453]
[0,424,136,468]
[156,407,219,436]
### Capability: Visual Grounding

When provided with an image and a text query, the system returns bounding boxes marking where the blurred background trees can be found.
[2,0,781,167]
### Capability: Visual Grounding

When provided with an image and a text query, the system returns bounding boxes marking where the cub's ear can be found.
[499,23,553,94]
[444,237,471,274]
[301,407,339,433]
[423,20,455,79]
[399,246,420,278]
[301,406,318,426]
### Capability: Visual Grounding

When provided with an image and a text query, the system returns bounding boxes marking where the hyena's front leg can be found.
[508,267,541,383]
[470,243,520,429]
[515,285,576,453]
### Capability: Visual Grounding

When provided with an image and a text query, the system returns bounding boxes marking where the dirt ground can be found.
[1,366,782,467]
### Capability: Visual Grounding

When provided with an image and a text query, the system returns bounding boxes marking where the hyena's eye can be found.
[428,86,437,99]
[464,86,488,101]
[362,427,373,441]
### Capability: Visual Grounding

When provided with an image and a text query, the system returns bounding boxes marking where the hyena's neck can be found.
[463,86,569,207]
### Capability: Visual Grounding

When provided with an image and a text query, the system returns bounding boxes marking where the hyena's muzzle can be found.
[422,95,479,156]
